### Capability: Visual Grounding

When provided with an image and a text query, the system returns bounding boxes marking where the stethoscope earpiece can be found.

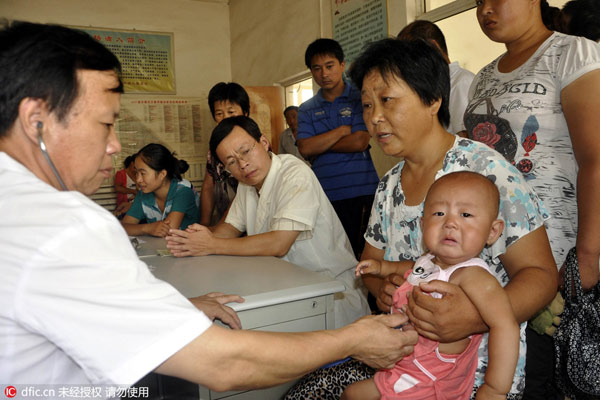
[37,123,68,191]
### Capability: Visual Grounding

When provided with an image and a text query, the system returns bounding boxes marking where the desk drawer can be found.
[238,295,330,330]
[209,382,295,400]
[208,314,327,400]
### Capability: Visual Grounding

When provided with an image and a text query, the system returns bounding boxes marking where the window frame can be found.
[417,0,475,22]
[278,71,315,108]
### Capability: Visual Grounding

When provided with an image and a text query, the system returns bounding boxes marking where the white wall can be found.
[13,0,566,179]
[229,0,414,85]
[0,0,232,99]
[0,0,410,177]
[228,0,401,177]
[229,0,323,86]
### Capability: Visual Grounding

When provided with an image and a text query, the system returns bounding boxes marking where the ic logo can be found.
[4,386,17,398]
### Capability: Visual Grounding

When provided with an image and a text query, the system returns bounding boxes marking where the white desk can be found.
[136,237,345,400]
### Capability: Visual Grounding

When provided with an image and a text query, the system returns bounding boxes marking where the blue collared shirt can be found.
[297,80,379,202]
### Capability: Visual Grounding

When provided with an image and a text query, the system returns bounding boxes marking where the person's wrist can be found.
[379,260,392,277]
[577,249,600,269]
[375,287,389,313]
[341,318,368,359]
[364,276,380,299]
[375,277,385,299]
[144,222,156,235]
[209,236,222,255]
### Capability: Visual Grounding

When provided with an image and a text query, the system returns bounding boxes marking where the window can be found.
[419,0,567,20]
[416,0,568,75]
[436,8,505,74]
[426,0,460,12]
[285,76,314,107]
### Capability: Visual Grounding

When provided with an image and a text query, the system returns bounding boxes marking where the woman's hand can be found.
[577,253,600,290]
[113,201,132,216]
[148,221,172,238]
[185,223,203,233]
[558,251,600,292]
[405,280,486,343]
[188,292,245,330]
[374,273,405,313]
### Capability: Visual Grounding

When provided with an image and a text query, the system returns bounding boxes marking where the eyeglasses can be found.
[223,142,257,172]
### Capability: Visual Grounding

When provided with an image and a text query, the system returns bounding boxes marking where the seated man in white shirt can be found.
[167,116,370,328]
[0,21,418,391]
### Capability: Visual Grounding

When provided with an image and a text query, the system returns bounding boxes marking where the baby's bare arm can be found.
[356,259,405,278]
[452,267,519,399]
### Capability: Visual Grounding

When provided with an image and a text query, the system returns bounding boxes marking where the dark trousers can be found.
[523,325,562,400]
[331,194,374,260]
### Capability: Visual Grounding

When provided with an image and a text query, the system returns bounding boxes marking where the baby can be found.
[342,171,519,400]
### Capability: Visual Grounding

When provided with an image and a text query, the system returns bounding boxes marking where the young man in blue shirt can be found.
[297,38,379,258]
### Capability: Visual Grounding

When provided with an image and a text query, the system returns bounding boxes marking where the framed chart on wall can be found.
[114,96,207,185]
[90,90,285,210]
[332,0,389,67]
[112,89,284,186]
[75,26,176,94]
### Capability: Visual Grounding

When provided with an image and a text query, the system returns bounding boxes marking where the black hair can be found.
[540,0,565,32]
[563,0,600,41]
[397,20,448,56]
[283,105,299,116]
[124,155,135,168]
[0,21,123,137]
[304,38,344,69]
[349,38,450,128]
[209,116,262,165]
[207,82,250,120]
[136,143,189,181]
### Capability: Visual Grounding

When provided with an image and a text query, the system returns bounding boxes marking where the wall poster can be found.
[77,26,176,94]
[114,96,207,185]
[332,0,388,67]
[110,90,282,186]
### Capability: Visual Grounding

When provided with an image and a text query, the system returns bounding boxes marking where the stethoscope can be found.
[37,121,67,190]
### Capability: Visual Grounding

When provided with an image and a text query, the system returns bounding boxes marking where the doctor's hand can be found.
[405,280,486,343]
[349,313,418,369]
[166,225,216,257]
[189,292,245,330]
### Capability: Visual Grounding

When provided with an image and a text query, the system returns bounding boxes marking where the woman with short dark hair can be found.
[285,38,557,400]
